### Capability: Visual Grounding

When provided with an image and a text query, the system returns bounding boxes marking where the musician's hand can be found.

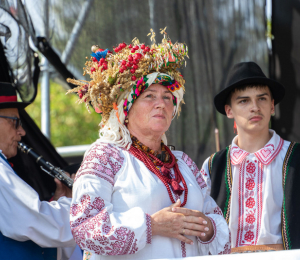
[52,172,75,200]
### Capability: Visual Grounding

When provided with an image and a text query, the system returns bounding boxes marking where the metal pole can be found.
[148,0,155,30]
[61,0,94,65]
[41,0,50,139]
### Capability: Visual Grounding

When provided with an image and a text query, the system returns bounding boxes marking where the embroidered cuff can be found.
[146,213,152,244]
[197,216,216,244]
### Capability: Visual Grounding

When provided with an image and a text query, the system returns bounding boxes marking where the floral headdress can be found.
[67,28,188,148]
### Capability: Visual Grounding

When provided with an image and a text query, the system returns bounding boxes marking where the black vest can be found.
[208,142,300,250]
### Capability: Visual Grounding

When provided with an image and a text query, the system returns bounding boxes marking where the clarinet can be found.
[18,142,73,188]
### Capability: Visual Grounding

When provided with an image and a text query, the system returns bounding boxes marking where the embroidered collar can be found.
[230,130,284,165]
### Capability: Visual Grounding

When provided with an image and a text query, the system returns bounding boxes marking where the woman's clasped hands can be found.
[151,199,214,245]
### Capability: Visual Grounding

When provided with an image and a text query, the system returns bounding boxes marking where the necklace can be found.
[129,135,188,207]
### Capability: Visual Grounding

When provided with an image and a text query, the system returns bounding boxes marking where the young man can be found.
[200,62,300,253]
[0,82,79,259]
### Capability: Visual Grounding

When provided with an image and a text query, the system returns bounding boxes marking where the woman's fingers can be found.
[171,206,214,241]
[176,234,194,245]
[172,206,205,219]
[183,221,210,232]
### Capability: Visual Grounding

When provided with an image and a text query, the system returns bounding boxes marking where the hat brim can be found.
[0,101,30,110]
[214,77,285,115]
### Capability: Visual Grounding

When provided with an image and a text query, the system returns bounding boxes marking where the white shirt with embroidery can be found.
[200,130,289,248]
[0,150,77,260]
[70,141,231,260]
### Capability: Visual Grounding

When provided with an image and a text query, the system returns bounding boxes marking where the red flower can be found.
[245,179,255,190]
[246,162,256,174]
[246,214,256,224]
[246,197,255,208]
[244,231,254,242]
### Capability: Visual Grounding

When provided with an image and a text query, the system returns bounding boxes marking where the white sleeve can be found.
[70,143,152,256]
[0,158,76,248]
[196,157,231,255]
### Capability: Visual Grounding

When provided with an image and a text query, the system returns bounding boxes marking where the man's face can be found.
[0,108,26,159]
[224,86,274,135]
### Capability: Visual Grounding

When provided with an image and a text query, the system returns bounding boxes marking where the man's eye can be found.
[259,97,266,101]
[239,100,247,104]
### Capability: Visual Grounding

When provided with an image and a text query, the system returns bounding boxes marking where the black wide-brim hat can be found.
[214,62,285,115]
[0,82,30,109]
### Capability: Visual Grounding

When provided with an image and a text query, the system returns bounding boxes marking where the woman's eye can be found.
[163,95,171,100]
[145,94,153,98]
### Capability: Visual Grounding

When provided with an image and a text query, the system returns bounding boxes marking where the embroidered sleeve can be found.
[70,143,150,256]
[181,154,211,192]
[181,153,231,254]
[198,182,231,254]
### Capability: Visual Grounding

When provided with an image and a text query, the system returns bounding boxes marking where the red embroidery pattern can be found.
[181,153,199,176]
[181,153,207,189]
[70,194,138,255]
[230,146,249,165]
[146,214,152,244]
[218,232,231,255]
[75,143,124,185]
[200,168,208,177]
[236,159,263,247]
[213,206,223,216]
[254,138,283,165]
[181,241,186,257]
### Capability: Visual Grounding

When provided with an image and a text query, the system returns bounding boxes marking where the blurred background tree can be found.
[25,81,100,147]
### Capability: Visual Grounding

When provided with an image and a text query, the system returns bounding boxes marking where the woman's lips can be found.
[153,114,165,119]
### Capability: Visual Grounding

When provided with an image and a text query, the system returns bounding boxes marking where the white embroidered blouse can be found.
[200,130,290,248]
[70,141,231,259]
[0,150,77,260]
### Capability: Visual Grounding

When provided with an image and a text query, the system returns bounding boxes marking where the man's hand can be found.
[52,172,75,201]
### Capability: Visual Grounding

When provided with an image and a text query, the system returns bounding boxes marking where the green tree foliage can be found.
[25,81,100,147]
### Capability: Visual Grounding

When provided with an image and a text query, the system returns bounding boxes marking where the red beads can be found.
[141,44,145,49]
[128,55,133,61]
[92,57,97,62]
[133,64,138,70]
[131,75,136,81]
[91,67,96,73]
[130,68,135,74]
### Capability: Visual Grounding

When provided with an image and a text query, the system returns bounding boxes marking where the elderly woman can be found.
[68,30,230,259]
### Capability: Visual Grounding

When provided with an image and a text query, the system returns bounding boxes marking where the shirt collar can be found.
[230,130,284,165]
[0,150,7,159]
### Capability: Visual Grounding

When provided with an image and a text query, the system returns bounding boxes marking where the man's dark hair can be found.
[225,84,274,106]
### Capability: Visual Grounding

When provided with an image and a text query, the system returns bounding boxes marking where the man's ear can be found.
[225,104,234,119]
[271,99,275,114]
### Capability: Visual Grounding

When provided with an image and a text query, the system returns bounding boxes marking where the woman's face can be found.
[127,83,174,138]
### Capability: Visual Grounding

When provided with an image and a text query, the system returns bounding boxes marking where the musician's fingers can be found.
[64,171,71,177]
[54,177,62,186]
